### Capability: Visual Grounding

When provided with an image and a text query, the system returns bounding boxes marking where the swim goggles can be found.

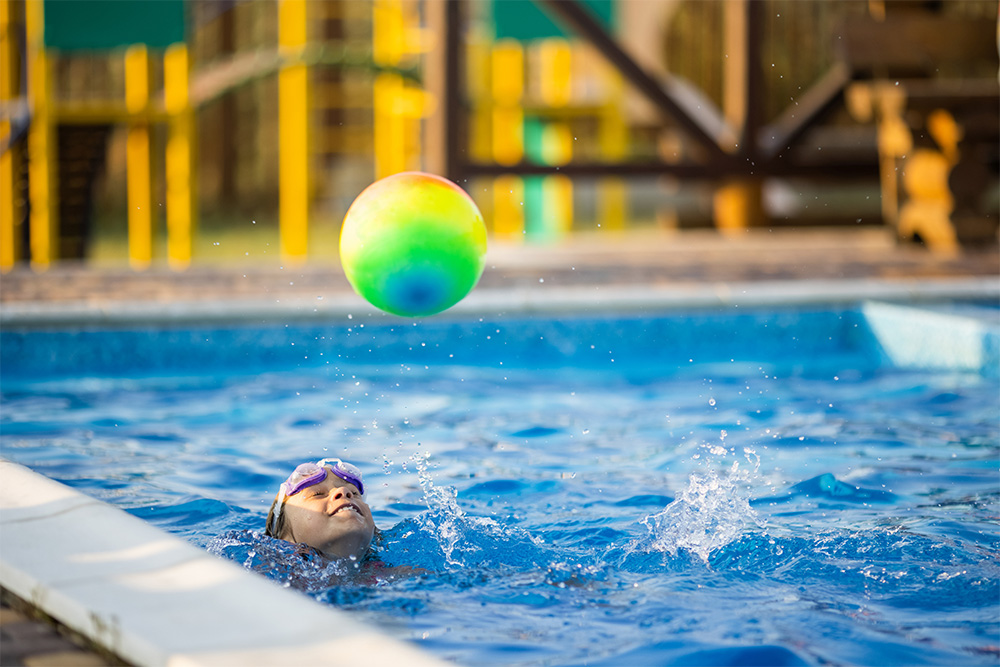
[268,458,364,536]
[282,458,365,498]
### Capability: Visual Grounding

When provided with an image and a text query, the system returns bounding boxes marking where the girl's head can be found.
[266,458,375,561]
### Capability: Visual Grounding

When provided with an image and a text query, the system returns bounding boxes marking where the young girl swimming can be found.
[265,458,376,562]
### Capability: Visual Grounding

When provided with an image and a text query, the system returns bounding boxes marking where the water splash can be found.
[414,452,470,566]
[207,529,357,593]
[406,452,545,570]
[635,446,763,562]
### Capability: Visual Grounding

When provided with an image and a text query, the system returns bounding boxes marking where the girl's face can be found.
[280,468,375,560]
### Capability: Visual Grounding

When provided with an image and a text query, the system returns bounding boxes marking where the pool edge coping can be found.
[2,276,998,328]
[0,460,452,667]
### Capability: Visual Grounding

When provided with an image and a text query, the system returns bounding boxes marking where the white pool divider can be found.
[0,460,450,667]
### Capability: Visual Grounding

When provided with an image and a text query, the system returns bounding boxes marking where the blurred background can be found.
[1,0,997,271]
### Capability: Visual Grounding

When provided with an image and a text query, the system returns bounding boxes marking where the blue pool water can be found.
[2,305,998,666]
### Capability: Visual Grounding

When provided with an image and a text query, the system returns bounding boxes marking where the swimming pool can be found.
[2,299,998,666]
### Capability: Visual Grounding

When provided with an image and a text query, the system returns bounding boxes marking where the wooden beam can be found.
[537,0,731,162]
[461,158,877,180]
[758,63,851,161]
[422,0,447,176]
[442,0,464,183]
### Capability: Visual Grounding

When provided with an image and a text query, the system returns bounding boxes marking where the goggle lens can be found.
[280,458,365,497]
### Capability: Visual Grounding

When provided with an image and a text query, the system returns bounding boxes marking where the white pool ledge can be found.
[0,460,450,667]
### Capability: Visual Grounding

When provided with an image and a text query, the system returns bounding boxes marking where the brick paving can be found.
[0,592,121,666]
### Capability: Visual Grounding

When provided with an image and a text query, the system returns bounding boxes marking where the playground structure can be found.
[2,0,194,270]
[1,0,997,272]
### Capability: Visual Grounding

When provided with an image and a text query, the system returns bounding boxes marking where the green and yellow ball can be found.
[339,172,487,317]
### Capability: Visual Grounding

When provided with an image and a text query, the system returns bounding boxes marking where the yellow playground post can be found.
[164,43,195,269]
[125,45,153,269]
[278,0,310,263]
[25,0,57,270]
[0,0,23,271]
[11,0,194,270]
[597,61,627,233]
[490,39,526,239]
[372,0,428,180]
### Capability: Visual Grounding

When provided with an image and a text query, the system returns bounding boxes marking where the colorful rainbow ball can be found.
[339,172,488,317]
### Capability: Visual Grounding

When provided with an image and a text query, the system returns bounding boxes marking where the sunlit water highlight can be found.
[2,314,998,666]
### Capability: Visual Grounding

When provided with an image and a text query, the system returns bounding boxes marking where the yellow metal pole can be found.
[598,63,627,232]
[536,39,573,240]
[490,40,525,240]
[467,32,493,163]
[372,0,409,179]
[492,175,524,239]
[490,40,524,166]
[422,0,446,176]
[0,0,22,271]
[164,43,195,270]
[125,44,153,269]
[372,0,404,68]
[404,84,425,172]
[278,0,309,263]
[540,123,573,237]
[25,0,57,270]
[373,72,408,178]
[537,39,572,108]
[713,0,763,234]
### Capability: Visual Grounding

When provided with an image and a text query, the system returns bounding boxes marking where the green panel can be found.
[523,119,557,241]
[44,0,185,50]
[493,0,614,41]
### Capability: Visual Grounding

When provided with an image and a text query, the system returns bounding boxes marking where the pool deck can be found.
[1,227,998,327]
[1,227,998,666]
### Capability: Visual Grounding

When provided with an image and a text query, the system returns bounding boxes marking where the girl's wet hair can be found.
[265,493,286,539]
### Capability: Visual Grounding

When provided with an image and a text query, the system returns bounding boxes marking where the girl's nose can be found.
[331,486,355,500]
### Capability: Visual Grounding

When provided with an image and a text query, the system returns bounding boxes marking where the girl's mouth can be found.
[331,503,361,516]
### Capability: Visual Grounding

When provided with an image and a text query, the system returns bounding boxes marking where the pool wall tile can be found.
[862,301,1000,376]
[4,278,996,380]
[2,308,877,379]
[0,460,451,667]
